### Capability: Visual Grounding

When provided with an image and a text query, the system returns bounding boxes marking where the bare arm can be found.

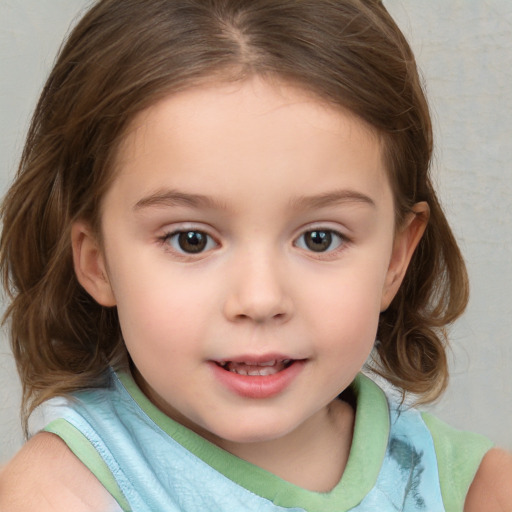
[465,448,512,512]
[0,432,122,512]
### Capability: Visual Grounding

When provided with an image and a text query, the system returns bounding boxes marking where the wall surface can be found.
[0,0,94,464]
[384,0,512,450]
[1,1,511,465]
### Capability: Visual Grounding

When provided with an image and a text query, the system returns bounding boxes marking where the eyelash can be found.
[293,229,347,255]
[159,229,218,255]
[159,226,349,259]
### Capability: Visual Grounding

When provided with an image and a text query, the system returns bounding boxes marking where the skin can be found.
[1,77,510,510]
[73,77,427,489]
[0,433,122,512]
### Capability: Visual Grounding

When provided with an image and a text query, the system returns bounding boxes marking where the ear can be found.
[380,202,429,311]
[71,221,116,307]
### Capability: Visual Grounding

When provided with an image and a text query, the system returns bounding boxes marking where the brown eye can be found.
[304,230,332,252]
[178,231,207,253]
[166,230,215,254]
[296,230,344,253]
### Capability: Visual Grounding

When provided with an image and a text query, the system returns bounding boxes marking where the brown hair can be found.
[1,0,468,434]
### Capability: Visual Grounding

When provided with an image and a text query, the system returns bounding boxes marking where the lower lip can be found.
[209,360,306,399]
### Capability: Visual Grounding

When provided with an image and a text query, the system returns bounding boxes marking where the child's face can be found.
[74,77,423,447]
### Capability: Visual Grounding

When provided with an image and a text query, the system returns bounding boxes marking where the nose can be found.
[222,249,293,324]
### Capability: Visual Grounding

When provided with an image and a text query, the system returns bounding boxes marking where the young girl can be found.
[0,0,510,510]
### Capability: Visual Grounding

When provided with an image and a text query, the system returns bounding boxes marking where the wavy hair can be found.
[0,0,468,434]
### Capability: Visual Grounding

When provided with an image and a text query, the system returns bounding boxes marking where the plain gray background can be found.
[1,1,511,464]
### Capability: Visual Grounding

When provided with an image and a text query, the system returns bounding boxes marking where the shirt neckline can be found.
[116,371,390,512]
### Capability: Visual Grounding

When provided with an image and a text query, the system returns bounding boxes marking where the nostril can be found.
[222,279,293,323]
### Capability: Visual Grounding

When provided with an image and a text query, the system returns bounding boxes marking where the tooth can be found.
[258,367,277,376]
[224,360,293,376]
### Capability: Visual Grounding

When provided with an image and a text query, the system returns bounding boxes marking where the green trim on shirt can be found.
[117,371,390,512]
[44,418,131,512]
[421,412,493,512]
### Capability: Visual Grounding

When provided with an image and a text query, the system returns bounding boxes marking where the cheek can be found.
[110,259,217,352]
[300,264,386,355]
[305,264,386,322]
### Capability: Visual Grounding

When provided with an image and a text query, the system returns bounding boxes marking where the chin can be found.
[207,418,298,447]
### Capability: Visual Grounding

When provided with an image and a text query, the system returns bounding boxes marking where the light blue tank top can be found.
[43,371,492,512]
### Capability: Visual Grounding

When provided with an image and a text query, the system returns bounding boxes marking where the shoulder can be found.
[0,432,121,512]
[464,448,512,512]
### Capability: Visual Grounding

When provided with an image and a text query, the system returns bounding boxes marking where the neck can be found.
[133,367,355,492]
[217,399,354,492]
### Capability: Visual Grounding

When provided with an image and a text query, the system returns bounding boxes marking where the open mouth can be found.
[216,359,294,376]
[211,357,306,398]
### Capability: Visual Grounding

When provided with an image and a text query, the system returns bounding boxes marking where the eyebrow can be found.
[133,188,376,212]
[289,190,376,210]
[133,190,226,211]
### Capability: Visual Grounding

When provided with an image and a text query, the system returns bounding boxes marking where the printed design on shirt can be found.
[387,437,426,510]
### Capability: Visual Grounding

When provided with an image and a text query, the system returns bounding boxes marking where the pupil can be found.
[305,230,331,252]
[178,231,207,253]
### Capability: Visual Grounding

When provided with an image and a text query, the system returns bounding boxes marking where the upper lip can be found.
[213,353,300,365]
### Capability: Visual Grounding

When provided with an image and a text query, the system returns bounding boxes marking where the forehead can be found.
[119,76,379,149]
[107,77,391,213]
